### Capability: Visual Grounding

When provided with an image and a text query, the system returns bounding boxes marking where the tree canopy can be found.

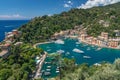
[17,2,120,44]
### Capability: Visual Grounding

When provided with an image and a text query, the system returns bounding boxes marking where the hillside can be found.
[18,2,120,44]
[60,58,120,80]
[0,44,43,80]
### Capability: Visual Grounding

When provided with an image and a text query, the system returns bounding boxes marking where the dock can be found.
[34,52,47,79]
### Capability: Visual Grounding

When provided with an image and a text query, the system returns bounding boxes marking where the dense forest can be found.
[17,2,120,44]
[0,44,43,80]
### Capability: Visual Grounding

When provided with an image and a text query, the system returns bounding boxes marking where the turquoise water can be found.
[38,39,120,65]
[41,55,60,79]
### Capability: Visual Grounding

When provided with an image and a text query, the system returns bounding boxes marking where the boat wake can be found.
[4,25,14,28]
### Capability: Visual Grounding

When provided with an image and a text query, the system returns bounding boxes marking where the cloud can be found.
[64,4,71,8]
[64,0,73,8]
[68,1,73,5]
[78,0,120,9]
[0,14,28,20]
[47,14,52,16]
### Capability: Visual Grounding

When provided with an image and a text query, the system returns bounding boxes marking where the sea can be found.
[0,20,29,42]
[39,39,120,65]
[38,39,120,78]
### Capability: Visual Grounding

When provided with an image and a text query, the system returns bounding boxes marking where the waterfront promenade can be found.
[34,52,47,79]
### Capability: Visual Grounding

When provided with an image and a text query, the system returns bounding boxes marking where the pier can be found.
[34,52,47,79]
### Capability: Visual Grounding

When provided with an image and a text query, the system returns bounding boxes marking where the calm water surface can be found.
[0,20,29,41]
[38,39,120,65]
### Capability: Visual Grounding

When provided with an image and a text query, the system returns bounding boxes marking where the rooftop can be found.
[0,50,8,57]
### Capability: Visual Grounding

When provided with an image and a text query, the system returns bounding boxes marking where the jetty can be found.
[34,52,47,79]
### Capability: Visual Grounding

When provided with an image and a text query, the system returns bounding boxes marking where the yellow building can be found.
[96,40,102,46]
[101,32,108,40]
[80,33,87,41]
[92,38,97,45]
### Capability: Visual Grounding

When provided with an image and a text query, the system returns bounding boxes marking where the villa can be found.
[5,29,22,43]
[0,30,22,58]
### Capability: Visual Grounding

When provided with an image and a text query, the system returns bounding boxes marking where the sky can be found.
[0,0,120,20]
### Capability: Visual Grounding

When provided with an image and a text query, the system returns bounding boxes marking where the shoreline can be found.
[80,40,120,50]
[34,37,120,50]
[34,51,47,79]
[33,41,54,48]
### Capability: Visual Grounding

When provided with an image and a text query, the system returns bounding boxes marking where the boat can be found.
[66,52,70,55]
[94,63,101,66]
[57,67,59,69]
[76,42,80,44]
[46,69,51,71]
[57,50,65,53]
[56,71,59,73]
[47,66,51,68]
[41,70,45,73]
[83,56,91,59]
[36,56,40,60]
[44,72,51,76]
[73,48,84,53]
[45,62,51,64]
[96,47,102,51]
[55,39,64,44]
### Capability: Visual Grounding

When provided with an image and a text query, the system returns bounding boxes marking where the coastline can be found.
[33,37,120,50]
[80,40,120,50]
[68,35,120,50]
[33,41,54,48]
[34,51,47,79]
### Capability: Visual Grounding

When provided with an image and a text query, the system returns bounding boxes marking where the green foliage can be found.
[0,44,43,80]
[113,59,120,70]
[0,69,12,80]
[61,58,120,80]
[17,2,120,44]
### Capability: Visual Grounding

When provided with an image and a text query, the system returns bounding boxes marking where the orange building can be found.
[108,40,119,48]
